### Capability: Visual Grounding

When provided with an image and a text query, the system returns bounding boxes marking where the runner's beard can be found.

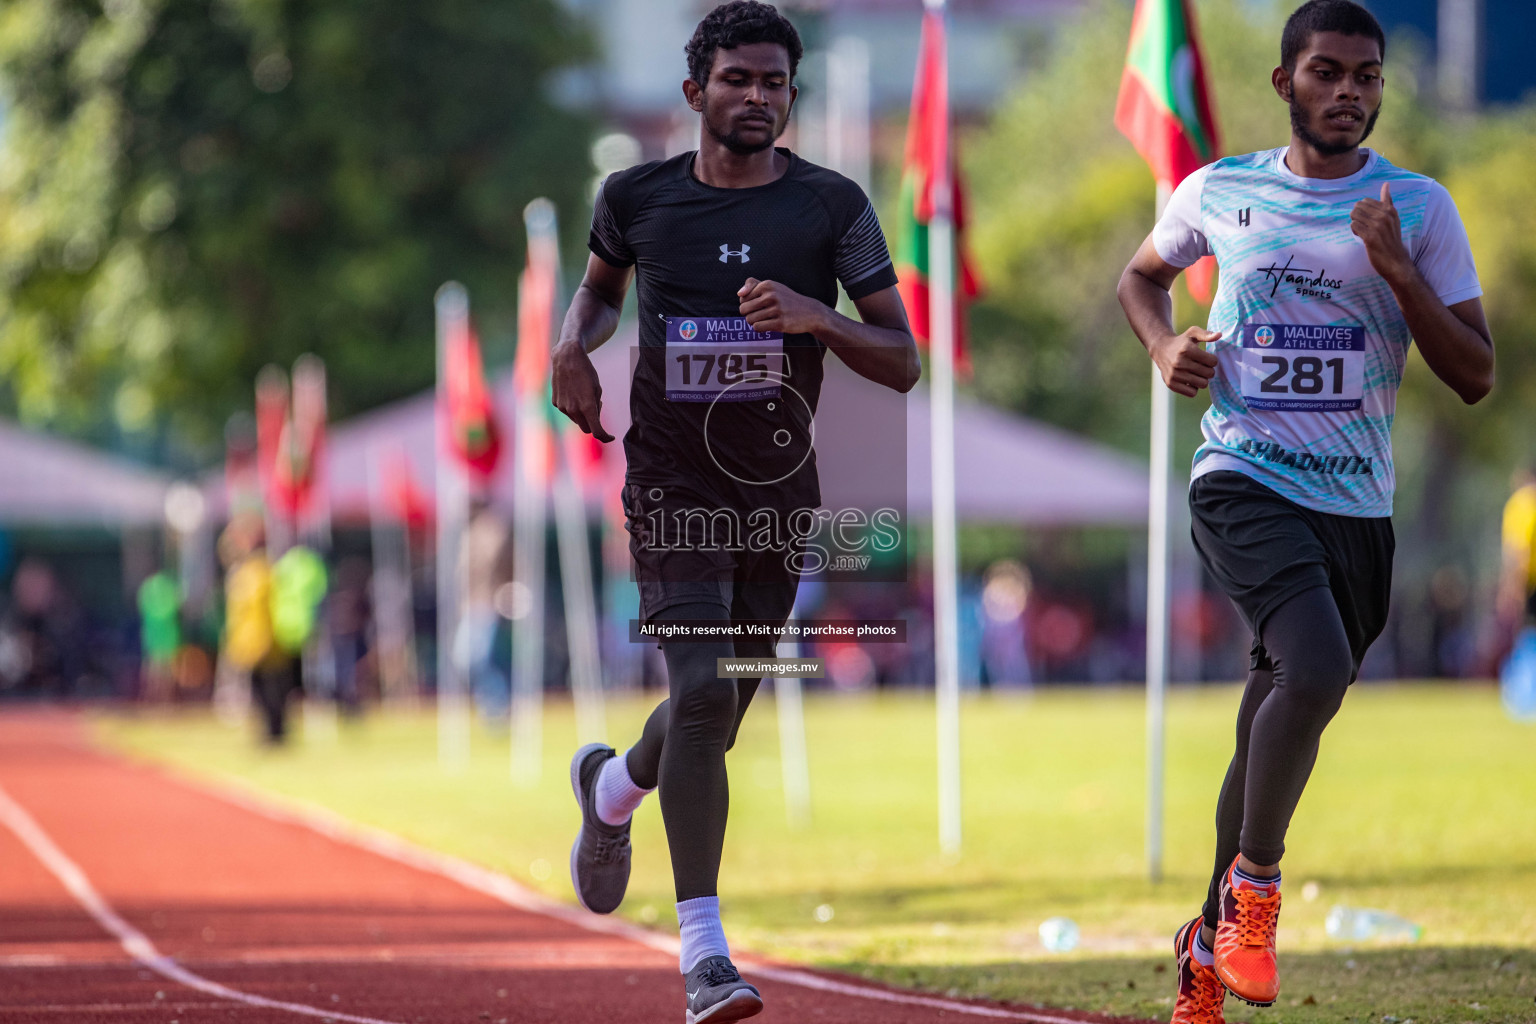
[1290,95,1379,156]
[704,100,789,155]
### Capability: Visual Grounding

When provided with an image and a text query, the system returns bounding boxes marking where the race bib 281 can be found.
[1238,322,1365,412]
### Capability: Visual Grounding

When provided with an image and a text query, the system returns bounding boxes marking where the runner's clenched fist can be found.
[737,278,826,335]
[1150,327,1222,397]
[1351,182,1413,285]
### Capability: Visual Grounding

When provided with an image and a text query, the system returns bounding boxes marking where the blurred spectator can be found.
[459,506,510,720]
[1429,565,1475,678]
[329,557,373,714]
[136,570,181,702]
[220,525,299,745]
[825,643,878,691]
[4,559,71,697]
[979,559,1032,689]
[1498,466,1536,635]
[1029,598,1093,678]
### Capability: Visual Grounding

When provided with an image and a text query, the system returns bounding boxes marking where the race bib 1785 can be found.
[1238,322,1365,412]
[664,316,785,402]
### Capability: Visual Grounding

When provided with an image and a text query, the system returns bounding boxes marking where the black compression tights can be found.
[1201,586,1354,930]
[622,602,768,902]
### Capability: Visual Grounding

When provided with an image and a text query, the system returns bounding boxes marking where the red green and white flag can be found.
[1115,0,1221,302]
[893,8,981,373]
[254,367,289,517]
[385,446,434,529]
[442,307,502,480]
[276,357,328,520]
[514,244,559,488]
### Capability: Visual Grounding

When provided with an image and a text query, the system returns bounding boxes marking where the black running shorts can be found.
[1190,470,1394,676]
[622,483,802,628]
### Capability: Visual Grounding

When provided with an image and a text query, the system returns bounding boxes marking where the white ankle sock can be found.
[595,751,652,827]
[677,895,729,973]
[1192,928,1215,967]
[1231,863,1281,890]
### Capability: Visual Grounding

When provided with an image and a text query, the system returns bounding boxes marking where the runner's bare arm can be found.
[552,254,634,442]
[736,279,920,393]
[1118,234,1223,398]
[1350,183,1494,404]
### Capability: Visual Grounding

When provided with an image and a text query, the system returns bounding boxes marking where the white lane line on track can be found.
[0,783,406,1024]
[191,771,1094,1024]
[2,1001,236,1013]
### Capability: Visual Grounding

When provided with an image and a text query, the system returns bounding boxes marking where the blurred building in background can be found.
[0,421,175,700]
[564,0,1086,174]
[1374,0,1536,109]
[560,0,1536,179]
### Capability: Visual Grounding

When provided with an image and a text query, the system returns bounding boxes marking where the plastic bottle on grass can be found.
[1501,627,1536,722]
[1038,917,1079,952]
[1324,905,1423,942]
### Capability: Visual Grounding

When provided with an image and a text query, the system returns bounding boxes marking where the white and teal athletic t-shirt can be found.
[1153,147,1482,518]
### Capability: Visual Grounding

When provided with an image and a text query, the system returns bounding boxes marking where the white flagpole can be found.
[367,446,420,707]
[775,600,812,828]
[553,437,607,744]
[435,283,472,771]
[1146,183,1174,883]
[294,354,338,742]
[510,205,556,786]
[509,416,548,785]
[924,0,962,858]
[827,34,872,192]
[528,199,608,747]
[255,366,292,559]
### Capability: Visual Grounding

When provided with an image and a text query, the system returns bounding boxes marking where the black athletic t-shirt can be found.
[589,148,898,515]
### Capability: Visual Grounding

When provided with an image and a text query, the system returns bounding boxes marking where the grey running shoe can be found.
[684,955,763,1023]
[568,742,632,914]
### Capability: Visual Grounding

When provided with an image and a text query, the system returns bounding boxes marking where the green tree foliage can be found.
[962,0,1300,458]
[0,0,593,454]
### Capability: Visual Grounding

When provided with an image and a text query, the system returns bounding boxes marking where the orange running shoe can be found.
[1213,860,1281,1006]
[1170,918,1225,1024]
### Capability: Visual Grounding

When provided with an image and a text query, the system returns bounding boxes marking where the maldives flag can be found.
[442,309,502,479]
[384,447,434,529]
[271,414,317,517]
[1115,0,1221,302]
[273,355,327,519]
[893,8,980,372]
[254,367,289,515]
[514,240,559,486]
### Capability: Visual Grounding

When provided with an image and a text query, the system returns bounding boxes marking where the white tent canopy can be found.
[0,419,171,526]
[211,324,1149,527]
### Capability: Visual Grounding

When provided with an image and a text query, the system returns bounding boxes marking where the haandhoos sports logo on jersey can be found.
[1253,255,1346,301]
[679,320,698,341]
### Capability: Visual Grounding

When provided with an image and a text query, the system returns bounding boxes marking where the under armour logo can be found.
[719,244,750,263]
[1238,208,1251,227]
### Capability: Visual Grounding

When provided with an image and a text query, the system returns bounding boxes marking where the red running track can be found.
[0,712,1144,1024]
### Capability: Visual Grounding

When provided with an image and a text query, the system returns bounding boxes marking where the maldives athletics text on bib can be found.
[1238,322,1366,413]
[663,315,786,403]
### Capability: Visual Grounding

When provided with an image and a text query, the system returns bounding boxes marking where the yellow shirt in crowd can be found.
[224,553,274,671]
[1503,483,1536,595]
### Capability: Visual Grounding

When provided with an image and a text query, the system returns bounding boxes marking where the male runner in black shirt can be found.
[552,3,917,1021]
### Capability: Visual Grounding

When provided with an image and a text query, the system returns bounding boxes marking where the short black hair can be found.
[686,1,803,87]
[1282,1,1385,71]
